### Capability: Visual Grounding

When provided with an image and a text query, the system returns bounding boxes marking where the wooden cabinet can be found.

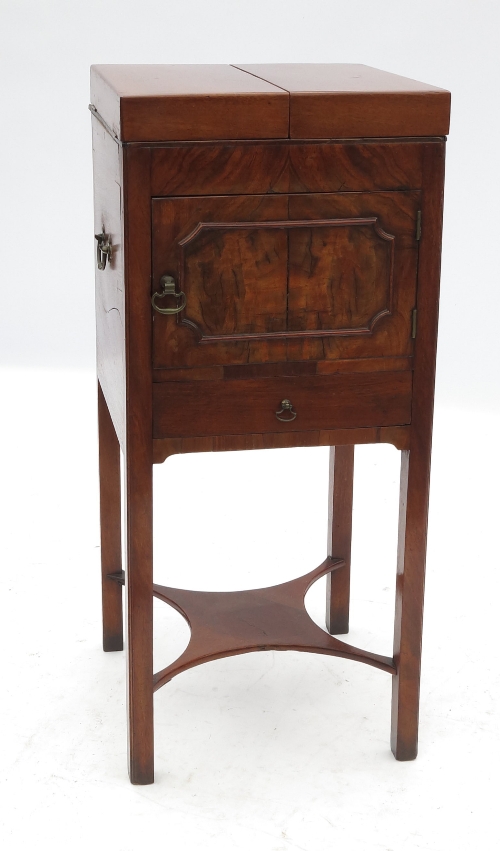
[91,63,450,784]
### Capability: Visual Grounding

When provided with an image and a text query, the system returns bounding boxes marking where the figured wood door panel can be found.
[153,195,289,368]
[287,192,419,362]
[287,219,393,333]
[181,223,287,336]
[152,191,420,369]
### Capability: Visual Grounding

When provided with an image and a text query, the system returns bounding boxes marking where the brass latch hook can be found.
[152,275,187,315]
[95,226,112,270]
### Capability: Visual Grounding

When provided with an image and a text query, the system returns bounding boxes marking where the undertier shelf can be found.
[110,557,395,691]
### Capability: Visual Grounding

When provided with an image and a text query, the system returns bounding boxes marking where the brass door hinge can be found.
[411,308,418,339]
[416,210,422,241]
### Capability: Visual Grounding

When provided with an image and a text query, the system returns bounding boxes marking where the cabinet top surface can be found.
[92,64,282,96]
[234,64,448,95]
[90,63,450,143]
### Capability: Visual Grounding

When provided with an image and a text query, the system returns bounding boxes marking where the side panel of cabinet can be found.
[92,117,126,447]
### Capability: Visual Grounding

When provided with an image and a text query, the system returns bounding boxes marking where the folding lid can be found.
[90,64,450,143]
[90,64,288,142]
[234,63,450,138]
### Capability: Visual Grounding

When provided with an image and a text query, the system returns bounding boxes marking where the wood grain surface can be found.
[234,64,451,138]
[91,63,450,142]
[90,64,288,142]
[152,356,412,383]
[152,425,411,464]
[152,371,413,439]
[326,445,355,635]
[92,116,126,448]
[97,383,123,652]
[152,190,420,368]
[122,146,155,785]
[146,558,395,690]
[109,559,395,692]
[390,141,446,760]
[151,141,424,197]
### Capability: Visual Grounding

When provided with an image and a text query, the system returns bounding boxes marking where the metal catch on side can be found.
[95,226,112,270]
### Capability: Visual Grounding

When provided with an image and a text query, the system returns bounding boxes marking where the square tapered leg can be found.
[123,442,154,784]
[391,445,431,760]
[326,445,355,636]
[98,382,123,652]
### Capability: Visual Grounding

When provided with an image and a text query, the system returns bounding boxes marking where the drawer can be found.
[152,371,412,439]
[151,142,423,197]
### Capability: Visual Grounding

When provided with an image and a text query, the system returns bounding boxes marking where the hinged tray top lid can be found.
[234,64,450,138]
[90,64,288,142]
[90,63,450,143]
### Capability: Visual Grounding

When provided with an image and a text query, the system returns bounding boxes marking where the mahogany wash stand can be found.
[90,63,450,784]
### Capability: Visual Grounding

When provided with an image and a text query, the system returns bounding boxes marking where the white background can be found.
[1,2,499,850]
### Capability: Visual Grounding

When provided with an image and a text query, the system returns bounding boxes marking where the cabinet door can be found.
[152,191,420,369]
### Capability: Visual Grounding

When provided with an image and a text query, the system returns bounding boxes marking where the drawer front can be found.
[152,371,412,438]
[151,142,424,197]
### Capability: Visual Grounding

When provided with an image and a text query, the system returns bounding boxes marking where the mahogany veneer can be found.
[91,63,450,784]
[234,63,450,138]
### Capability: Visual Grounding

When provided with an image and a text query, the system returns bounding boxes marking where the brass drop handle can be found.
[275,399,297,422]
[95,226,112,270]
[152,275,187,315]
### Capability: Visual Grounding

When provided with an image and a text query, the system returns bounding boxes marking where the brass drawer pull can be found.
[276,399,297,422]
[152,275,187,315]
